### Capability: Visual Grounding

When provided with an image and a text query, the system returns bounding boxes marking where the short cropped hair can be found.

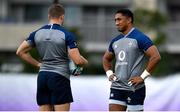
[48,4,65,19]
[116,9,134,23]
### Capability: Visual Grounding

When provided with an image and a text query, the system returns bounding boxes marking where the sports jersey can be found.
[108,28,153,91]
[26,24,77,79]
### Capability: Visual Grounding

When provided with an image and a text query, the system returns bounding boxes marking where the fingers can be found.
[37,63,41,68]
[128,80,138,86]
[109,76,114,81]
[113,76,117,81]
[109,75,117,81]
[134,82,139,87]
[128,76,144,86]
[128,77,133,86]
[128,81,133,86]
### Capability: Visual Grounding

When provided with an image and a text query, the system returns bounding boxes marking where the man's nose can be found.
[115,21,119,26]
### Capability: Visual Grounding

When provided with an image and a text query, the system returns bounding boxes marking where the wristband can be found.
[106,70,113,78]
[140,70,150,80]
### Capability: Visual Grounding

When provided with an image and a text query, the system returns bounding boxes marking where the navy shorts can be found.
[109,86,146,110]
[37,71,73,106]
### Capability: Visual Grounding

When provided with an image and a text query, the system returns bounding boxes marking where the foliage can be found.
[153,52,173,76]
[134,9,168,30]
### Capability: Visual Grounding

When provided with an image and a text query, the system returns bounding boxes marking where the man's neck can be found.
[123,25,133,35]
[49,19,63,26]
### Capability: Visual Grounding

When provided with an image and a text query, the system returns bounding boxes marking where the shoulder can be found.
[30,24,50,35]
[130,28,153,51]
[52,25,69,34]
[55,26,75,38]
[108,34,123,53]
[110,34,124,44]
[131,28,150,40]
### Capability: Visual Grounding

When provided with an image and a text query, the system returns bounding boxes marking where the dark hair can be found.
[116,9,134,23]
[48,3,65,19]
[53,0,59,4]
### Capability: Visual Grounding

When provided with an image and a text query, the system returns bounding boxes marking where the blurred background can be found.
[0,0,180,111]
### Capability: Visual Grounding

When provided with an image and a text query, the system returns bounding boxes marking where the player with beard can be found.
[102,9,161,111]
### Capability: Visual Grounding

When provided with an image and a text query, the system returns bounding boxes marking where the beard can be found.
[117,27,126,33]
[117,25,127,33]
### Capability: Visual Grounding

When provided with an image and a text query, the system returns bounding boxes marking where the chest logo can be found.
[118,50,126,61]
[128,42,133,46]
[114,45,118,49]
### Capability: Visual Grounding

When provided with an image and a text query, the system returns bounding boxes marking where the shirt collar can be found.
[124,27,135,38]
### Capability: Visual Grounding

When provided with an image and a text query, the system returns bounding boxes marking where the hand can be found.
[109,74,117,82]
[128,76,144,87]
[37,63,41,68]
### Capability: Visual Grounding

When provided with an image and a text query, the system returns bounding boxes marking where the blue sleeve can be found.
[65,32,78,49]
[137,35,153,51]
[108,35,122,53]
[108,40,114,53]
[26,31,36,47]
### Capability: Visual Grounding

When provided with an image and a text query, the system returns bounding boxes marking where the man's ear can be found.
[60,15,65,21]
[127,17,132,24]
[48,14,50,20]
